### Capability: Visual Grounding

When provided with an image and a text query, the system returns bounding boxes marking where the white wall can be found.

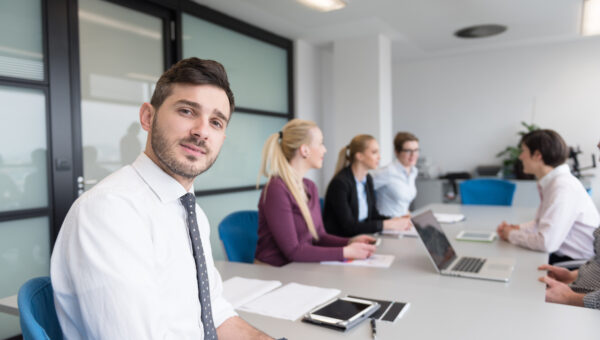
[294,39,324,189]
[393,37,600,206]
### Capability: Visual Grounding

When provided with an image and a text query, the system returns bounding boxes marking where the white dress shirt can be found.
[508,164,600,259]
[51,153,236,340]
[371,158,418,217]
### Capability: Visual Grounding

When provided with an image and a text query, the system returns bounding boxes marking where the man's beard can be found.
[151,119,218,179]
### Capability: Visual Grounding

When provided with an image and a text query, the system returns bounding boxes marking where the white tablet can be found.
[303,296,380,331]
[456,230,496,242]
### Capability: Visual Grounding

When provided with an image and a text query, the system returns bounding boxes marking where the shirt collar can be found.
[538,163,570,189]
[392,158,416,177]
[354,176,367,186]
[132,153,192,203]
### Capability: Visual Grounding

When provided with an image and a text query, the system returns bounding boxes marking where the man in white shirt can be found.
[51,58,274,339]
[497,129,599,263]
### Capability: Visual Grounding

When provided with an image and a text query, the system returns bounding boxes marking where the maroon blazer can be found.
[255,176,348,266]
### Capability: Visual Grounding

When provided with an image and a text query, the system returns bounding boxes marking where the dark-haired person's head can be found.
[150,57,234,113]
[139,58,234,188]
[394,132,419,168]
[519,129,568,169]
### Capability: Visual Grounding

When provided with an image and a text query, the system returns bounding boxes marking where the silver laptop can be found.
[411,210,515,282]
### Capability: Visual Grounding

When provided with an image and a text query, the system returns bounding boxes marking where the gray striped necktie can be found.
[180,193,217,339]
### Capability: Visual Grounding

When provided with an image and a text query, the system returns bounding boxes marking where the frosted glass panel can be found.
[79,0,162,189]
[194,114,287,190]
[196,190,261,261]
[182,14,288,113]
[0,217,50,339]
[0,0,44,80]
[0,86,47,212]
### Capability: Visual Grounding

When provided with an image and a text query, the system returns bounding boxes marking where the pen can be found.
[370,317,377,340]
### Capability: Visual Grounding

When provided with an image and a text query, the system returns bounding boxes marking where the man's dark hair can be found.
[394,132,419,153]
[150,57,235,114]
[520,129,568,167]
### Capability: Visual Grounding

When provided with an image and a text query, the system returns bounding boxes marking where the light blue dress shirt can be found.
[355,176,368,222]
[371,158,418,217]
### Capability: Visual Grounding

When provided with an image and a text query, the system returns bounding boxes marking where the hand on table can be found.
[538,264,578,284]
[496,221,519,241]
[343,242,376,260]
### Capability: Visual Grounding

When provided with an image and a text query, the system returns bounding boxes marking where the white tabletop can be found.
[0,295,18,316]
[215,203,600,340]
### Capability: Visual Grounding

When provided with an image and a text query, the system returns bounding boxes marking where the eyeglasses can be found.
[400,148,420,155]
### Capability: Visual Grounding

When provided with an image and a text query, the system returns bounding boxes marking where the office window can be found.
[78,0,163,189]
[0,217,50,339]
[182,14,288,113]
[0,86,48,213]
[0,0,44,81]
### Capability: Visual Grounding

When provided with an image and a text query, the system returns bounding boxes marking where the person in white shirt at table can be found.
[372,132,419,220]
[51,58,275,339]
[497,129,599,264]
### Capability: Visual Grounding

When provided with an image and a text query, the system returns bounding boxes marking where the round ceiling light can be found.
[454,24,507,38]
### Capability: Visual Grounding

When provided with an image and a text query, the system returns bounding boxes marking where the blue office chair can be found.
[319,197,324,213]
[459,179,516,206]
[18,277,63,340]
[218,210,259,263]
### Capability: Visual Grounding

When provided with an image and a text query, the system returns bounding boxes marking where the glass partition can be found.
[0,0,44,80]
[182,13,288,114]
[0,86,47,212]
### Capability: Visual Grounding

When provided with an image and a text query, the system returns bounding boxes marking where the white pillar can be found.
[322,35,393,184]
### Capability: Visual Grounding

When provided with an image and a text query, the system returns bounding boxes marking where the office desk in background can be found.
[216,204,600,340]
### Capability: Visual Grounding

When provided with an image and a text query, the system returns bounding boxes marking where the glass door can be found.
[76,0,169,193]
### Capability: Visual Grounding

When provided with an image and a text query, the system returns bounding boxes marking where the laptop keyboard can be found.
[451,257,486,273]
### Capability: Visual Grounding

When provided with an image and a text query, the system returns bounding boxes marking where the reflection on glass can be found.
[183,14,288,113]
[194,114,287,191]
[0,0,44,80]
[78,0,162,188]
[195,190,261,261]
[0,217,50,339]
[0,86,47,212]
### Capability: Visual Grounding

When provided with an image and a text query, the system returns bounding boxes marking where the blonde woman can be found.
[324,135,412,237]
[255,119,376,266]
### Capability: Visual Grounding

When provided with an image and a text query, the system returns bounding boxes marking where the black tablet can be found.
[303,296,380,331]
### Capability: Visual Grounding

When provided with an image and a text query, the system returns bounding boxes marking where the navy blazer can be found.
[323,166,389,237]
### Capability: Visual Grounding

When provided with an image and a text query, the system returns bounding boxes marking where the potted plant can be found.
[496,121,539,179]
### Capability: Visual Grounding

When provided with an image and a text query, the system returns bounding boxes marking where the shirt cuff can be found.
[583,290,600,310]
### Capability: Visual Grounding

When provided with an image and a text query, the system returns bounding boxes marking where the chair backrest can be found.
[18,277,63,340]
[218,210,259,263]
[459,179,516,206]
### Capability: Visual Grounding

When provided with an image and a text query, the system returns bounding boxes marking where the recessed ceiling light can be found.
[296,0,346,12]
[582,0,600,36]
[454,24,507,39]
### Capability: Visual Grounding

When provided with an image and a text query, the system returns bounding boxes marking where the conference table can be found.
[215,203,600,340]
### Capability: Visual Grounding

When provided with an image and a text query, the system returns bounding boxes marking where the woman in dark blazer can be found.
[323,135,411,237]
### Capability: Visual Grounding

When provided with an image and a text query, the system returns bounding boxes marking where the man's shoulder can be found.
[75,166,147,210]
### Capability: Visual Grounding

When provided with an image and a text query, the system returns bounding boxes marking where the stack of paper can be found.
[238,282,340,321]
[222,276,282,308]
[434,213,466,224]
[321,254,395,268]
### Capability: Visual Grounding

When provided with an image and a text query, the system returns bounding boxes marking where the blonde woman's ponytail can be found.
[258,119,320,240]
[334,145,351,175]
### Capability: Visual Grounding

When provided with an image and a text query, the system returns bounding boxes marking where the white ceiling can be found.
[192,0,587,60]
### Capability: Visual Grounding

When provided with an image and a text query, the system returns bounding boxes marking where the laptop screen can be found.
[412,210,458,271]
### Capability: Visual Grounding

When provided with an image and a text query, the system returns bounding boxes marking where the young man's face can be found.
[142,83,230,181]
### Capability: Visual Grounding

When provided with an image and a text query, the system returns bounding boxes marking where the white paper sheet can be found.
[320,254,395,268]
[380,227,418,238]
[222,276,282,308]
[434,213,466,224]
[238,282,340,321]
